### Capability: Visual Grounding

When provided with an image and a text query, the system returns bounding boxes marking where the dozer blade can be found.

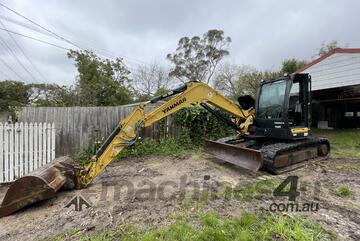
[204,140,263,172]
[0,156,77,218]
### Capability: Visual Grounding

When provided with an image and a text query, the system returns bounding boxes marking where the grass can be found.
[327,184,354,197]
[300,181,309,192]
[331,162,360,172]
[55,211,335,241]
[224,179,280,201]
[313,128,360,159]
[336,185,354,197]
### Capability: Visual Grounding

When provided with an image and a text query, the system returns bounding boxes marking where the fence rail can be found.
[0,122,55,183]
[20,104,180,156]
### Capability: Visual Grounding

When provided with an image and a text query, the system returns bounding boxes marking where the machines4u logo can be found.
[65,195,91,211]
[269,176,319,212]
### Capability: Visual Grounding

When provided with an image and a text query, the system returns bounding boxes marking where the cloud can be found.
[0,0,358,85]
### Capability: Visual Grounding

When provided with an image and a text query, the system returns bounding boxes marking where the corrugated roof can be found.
[296,48,360,73]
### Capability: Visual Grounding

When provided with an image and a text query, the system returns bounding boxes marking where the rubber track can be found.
[218,136,330,173]
[260,137,330,164]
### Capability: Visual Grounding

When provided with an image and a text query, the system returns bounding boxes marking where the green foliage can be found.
[0,80,30,112]
[167,29,231,84]
[0,80,79,111]
[337,185,353,197]
[72,139,102,165]
[313,128,360,159]
[172,106,235,145]
[281,59,308,74]
[117,136,194,159]
[67,49,133,106]
[239,70,281,97]
[214,63,256,100]
[214,63,283,99]
[73,211,335,241]
[2,50,134,110]
[28,83,77,107]
[230,179,280,201]
[331,163,360,172]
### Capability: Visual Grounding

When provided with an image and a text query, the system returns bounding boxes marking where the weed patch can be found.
[337,185,354,197]
[313,129,360,159]
[72,140,102,165]
[331,162,360,172]
[71,211,335,241]
[117,136,194,159]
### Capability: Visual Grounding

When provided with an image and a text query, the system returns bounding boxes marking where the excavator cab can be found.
[253,73,312,140]
[207,73,329,173]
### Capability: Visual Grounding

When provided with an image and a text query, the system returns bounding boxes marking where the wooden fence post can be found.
[0,122,56,183]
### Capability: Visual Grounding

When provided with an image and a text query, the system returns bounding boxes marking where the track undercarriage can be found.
[205,136,330,174]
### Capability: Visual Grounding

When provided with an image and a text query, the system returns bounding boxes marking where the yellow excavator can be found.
[0,73,329,217]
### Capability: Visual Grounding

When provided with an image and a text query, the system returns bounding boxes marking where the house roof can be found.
[296,48,360,73]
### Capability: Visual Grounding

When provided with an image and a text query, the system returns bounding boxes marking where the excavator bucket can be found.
[204,140,263,172]
[0,156,77,218]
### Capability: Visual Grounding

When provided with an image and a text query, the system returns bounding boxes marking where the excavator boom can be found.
[0,76,331,217]
[0,81,260,217]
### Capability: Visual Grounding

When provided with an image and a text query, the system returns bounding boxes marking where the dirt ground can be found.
[0,153,359,241]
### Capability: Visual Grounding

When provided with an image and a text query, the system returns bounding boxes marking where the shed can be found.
[298,48,360,128]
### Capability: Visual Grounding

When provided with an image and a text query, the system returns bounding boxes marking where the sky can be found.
[0,0,359,86]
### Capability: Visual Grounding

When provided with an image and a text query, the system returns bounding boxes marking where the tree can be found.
[281,58,307,74]
[67,50,133,106]
[0,80,30,112]
[28,83,77,107]
[317,40,343,57]
[214,62,281,99]
[237,70,280,97]
[214,63,256,99]
[167,29,231,84]
[133,63,173,101]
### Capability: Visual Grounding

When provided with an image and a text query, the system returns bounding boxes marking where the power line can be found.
[0,14,53,38]
[0,2,83,50]
[0,55,25,81]
[0,25,145,74]
[0,19,47,82]
[0,3,159,81]
[0,27,70,50]
[0,19,46,82]
[0,2,148,66]
[0,34,37,83]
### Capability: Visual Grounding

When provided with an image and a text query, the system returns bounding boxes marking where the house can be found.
[297,48,360,128]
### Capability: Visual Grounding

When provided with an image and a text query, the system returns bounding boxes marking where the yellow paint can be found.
[290,127,309,134]
[76,82,255,188]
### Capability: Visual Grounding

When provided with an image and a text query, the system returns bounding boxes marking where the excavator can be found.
[0,73,329,217]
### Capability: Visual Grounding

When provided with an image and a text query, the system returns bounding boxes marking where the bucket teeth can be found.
[0,156,77,218]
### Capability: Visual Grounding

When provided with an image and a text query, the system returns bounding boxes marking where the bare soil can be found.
[0,153,359,241]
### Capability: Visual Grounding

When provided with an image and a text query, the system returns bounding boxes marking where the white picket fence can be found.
[0,122,56,183]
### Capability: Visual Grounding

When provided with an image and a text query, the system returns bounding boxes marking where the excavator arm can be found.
[0,81,260,218]
[77,81,255,187]
[0,76,329,218]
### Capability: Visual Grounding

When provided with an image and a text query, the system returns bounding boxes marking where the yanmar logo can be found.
[162,97,186,114]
